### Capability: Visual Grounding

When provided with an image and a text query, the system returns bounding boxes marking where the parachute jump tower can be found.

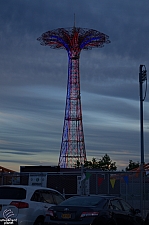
[37,25,110,168]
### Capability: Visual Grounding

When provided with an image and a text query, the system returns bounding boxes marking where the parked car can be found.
[0,185,65,225]
[44,194,145,225]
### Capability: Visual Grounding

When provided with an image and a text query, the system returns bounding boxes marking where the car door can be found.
[120,199,143,225]
[110,199,130,225]
[51,191,65,204]
[39,190,56,212]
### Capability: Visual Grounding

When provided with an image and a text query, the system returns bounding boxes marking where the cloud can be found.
[0,0,149,171]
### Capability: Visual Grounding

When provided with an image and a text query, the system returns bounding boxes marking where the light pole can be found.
[139,64,147,216]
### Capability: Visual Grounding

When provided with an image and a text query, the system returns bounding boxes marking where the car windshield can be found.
[0,187,26,199]
[59,196,105,207]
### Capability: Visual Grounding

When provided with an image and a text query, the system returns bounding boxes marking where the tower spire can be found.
[74,13,76,27]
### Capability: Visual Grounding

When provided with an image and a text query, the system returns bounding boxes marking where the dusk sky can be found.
[0,0,149,172]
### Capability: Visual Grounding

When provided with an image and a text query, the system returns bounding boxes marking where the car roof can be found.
[68,195,121,200]
[0,185,61,193]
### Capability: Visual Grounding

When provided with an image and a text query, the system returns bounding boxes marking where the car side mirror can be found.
[130,208,140,214]
[134,209,141,214]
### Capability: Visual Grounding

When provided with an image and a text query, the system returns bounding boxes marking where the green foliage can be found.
[125,160,140,171]
[75,156,140,172]
[76,154,117,171]
[75,160,81,168]
[98,154,117,171]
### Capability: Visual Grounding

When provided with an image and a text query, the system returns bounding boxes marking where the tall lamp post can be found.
[139,64,147,216]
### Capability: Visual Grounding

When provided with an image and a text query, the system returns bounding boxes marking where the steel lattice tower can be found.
[37,26,110,168]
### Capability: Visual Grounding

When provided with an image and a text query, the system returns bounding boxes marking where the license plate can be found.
[62,213,71,219]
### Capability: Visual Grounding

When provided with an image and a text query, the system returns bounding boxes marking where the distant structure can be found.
[37,25,110,168]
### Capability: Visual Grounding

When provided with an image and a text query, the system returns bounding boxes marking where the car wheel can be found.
[106,220,116,225]
[34,217,44,225]
[145,213,149,225]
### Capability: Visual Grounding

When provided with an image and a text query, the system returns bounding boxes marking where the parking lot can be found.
[0,181,149,225]
[1,168,149,217]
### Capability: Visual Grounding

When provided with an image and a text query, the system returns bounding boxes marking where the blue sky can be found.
[0,0,149,172]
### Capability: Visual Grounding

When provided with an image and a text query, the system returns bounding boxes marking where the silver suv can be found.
[0,185,65,225]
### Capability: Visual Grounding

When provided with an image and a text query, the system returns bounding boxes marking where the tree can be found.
[98,154,117,171]
[125,160,140,171]
[83,154,117,171]
[75,160,81,168]
[84,157,99,169]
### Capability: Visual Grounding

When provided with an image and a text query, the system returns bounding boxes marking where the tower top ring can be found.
[37,27,110,51]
